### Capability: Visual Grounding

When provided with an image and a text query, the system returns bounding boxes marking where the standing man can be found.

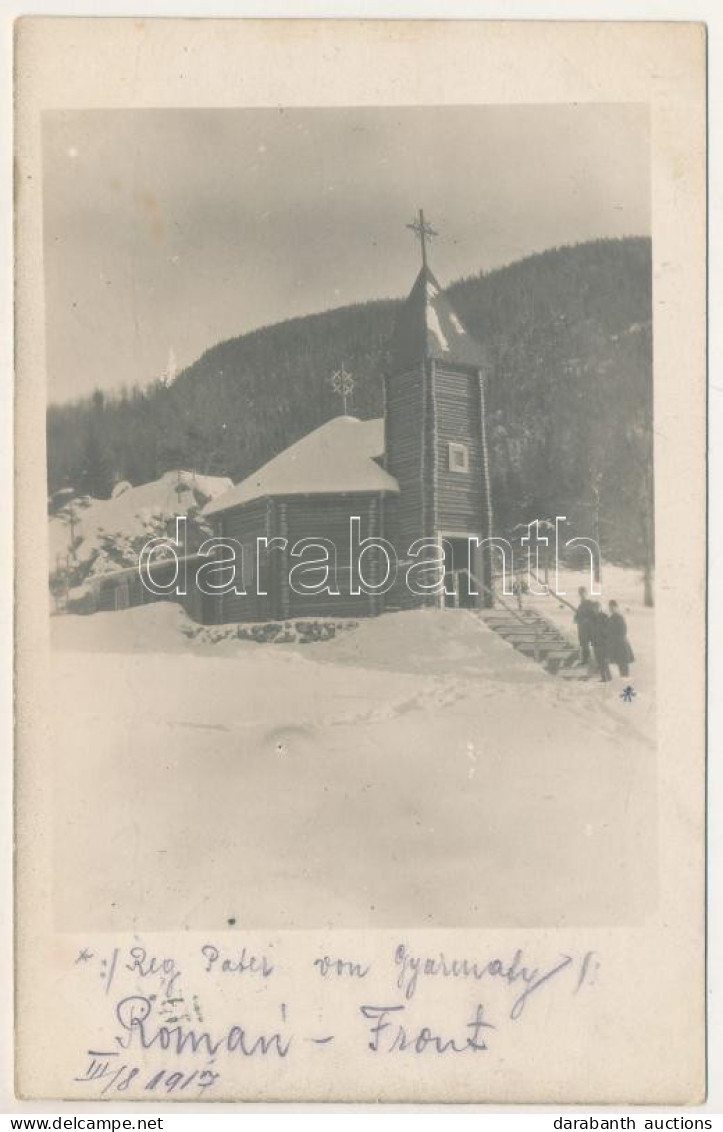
[591,601,612,682]
[574,586,596,665]
[606,599,635,677]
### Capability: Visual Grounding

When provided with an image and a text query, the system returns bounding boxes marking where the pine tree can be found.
[79,426,114,499]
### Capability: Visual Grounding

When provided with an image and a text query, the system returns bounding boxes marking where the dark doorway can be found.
[442,537,477,609]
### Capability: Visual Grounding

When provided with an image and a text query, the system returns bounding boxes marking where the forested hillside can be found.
[47,237,653,565]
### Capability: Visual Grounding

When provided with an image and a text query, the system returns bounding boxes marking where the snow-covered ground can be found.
[50,567,656,931]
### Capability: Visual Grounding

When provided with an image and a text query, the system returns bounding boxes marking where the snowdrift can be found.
[50,568,656,933]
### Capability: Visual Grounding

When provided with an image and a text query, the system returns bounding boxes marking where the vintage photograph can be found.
[43,103,657,933]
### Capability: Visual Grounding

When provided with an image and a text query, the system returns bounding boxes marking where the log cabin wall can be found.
[210,501,270,624]
[384,360,493,609]
[433,363,485,535]
[281,492,383,620]
[383,363,434,609]
[208,493,387,623]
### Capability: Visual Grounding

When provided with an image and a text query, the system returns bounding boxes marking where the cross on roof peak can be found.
[406,208,438,270]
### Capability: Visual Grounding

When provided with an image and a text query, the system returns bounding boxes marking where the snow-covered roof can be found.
[388,265,489,372]
[205,416,398,516]
[49,470,233,571]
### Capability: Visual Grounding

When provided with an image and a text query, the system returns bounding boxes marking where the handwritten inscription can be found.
[313,955,370,979]
[201,943,274,979]
[115,995,292,1059]
[394,943,587,1019]
[361,1003,495,1053]
[68,940,600,1098]
[74,1051,220,1098]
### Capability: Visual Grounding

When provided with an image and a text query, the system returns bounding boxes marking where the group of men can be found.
[574,587,635,683]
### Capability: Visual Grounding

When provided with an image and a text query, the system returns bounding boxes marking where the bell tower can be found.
[383,211,494,609]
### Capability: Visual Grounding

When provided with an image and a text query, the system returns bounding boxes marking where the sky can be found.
[43,104,650,404]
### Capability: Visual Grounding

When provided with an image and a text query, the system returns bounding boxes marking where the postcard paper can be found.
[13,18,706,1103]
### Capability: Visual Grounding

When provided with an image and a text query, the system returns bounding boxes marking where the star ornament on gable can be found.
[620,685,637,702]
[330,363,354,415]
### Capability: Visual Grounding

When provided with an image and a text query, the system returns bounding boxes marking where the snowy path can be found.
[50,591,657,932]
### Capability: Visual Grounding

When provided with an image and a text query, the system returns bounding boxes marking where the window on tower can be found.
[448,442,470,474]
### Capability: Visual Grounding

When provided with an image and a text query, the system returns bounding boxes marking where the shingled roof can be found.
[205,416,398,516]
[388,265,489,373]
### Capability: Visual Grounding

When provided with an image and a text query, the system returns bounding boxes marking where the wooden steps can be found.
[476,607,590,678]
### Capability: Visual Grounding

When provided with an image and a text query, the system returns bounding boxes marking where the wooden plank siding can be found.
[281,492,384,620]
[477,368,496,597]
[212,501,271,624]
[209,492,387,623]
[384,358,494,610]
[433,364,485,535]
[384,364,433,609]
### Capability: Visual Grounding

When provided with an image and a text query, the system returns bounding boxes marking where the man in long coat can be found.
[591,602,612,682]
[574,586,596,665]
[605,599,635,678]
